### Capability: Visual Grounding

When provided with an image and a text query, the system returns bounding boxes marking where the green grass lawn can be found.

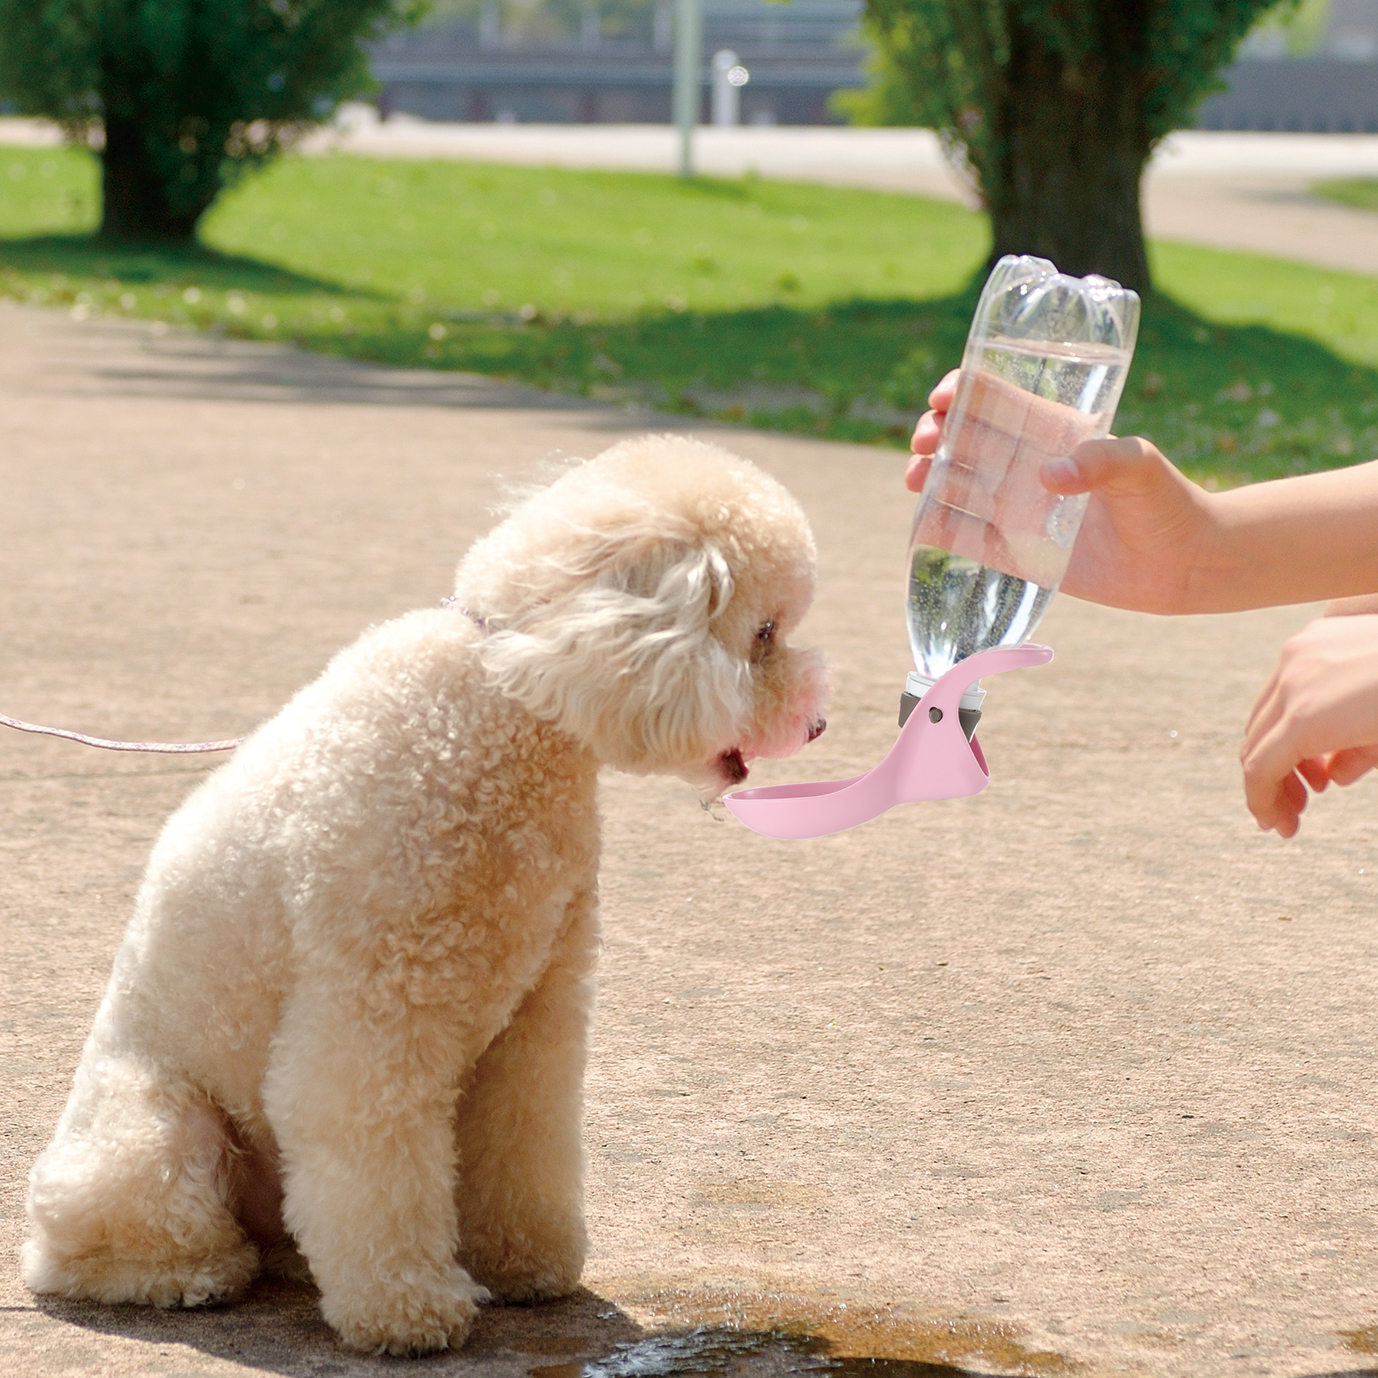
[3,143,1378,484]
[1313,178,1378,212]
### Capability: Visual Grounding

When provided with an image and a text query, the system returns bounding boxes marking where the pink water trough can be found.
[723,642,1052,840]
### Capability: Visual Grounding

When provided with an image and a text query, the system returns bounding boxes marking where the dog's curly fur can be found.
[22,435,827,1356]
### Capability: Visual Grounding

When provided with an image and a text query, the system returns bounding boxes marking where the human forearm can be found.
[1191,460,1378,612]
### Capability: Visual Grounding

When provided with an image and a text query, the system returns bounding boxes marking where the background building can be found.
[369,0,1378,131]
[1198,0,1378,131]
[370,0,867,125]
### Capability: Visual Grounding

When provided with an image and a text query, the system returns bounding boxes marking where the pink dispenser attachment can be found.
[723,643,1051,840]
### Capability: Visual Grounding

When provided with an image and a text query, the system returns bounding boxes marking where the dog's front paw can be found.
[462,1230,586,1306]
[484,1273,581,1306]
[323,1266,489,1356]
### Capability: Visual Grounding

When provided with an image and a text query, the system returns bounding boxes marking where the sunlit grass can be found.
[2,143,1377,482]
[1312,178,1378,214]
[205,149,990,314]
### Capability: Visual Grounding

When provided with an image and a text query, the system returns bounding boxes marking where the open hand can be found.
[1241,614,1378,837]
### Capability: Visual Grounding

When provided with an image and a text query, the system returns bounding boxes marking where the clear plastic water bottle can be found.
[901,255,1140,736]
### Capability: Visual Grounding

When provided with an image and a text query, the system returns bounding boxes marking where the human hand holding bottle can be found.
[909,369,1214,615]
[910,369,1378,835]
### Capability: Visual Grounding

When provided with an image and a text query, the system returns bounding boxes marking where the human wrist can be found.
[1172,486,1244,614]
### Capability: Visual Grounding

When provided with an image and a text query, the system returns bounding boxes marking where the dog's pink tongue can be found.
[721,748,748,783]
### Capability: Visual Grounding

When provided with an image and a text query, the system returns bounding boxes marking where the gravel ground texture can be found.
[2,304,1378,1378]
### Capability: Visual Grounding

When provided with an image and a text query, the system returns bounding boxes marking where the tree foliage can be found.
[0,0,422,241]
[846,1,1290,289]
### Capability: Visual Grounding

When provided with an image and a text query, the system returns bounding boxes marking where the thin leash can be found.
[0,599,482,756]
[0,713,243,754]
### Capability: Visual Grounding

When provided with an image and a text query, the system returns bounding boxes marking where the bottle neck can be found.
[906,669,987,713]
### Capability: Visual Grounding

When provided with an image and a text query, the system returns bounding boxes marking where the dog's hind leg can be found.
[23,1050,258,1308]
[455,888,598,1303]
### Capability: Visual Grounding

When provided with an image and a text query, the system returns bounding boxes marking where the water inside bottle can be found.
[974,334,1128,415]
[906,334,1130,681]
[907,547,1056,681]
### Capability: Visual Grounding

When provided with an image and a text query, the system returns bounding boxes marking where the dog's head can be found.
[456,435,827,792]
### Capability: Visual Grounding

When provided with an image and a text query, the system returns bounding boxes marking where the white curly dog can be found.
[22,434,827,1356]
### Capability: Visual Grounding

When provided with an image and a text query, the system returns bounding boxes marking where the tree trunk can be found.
[983,22,1153,294]
[100,114,199,244]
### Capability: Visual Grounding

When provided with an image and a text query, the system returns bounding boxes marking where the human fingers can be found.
[1296,756,1331,793]
[1271,772,1308,838]
[927,369,959,413]
[1243,660,1284,746]
[1247,767,1307,837]
[1241,709,1314,835]
[905,450,933,493]
[909,372,960,461]
[910,409,943,457]
[1324,743,1378,787]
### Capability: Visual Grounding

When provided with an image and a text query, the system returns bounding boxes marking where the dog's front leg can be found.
[455,886,598,1301]
[264,979,488,1356]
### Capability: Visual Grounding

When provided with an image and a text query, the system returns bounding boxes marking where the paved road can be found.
[4,117,1378,277]
[4,303,1378,1377]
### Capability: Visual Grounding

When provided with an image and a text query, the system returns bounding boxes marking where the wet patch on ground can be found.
[550,1283,1078,1377]
[1336,1324,1378,1372]
[530,1323,1056,1378]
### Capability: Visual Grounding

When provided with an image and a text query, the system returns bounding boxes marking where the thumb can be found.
[1040,436,1168,497]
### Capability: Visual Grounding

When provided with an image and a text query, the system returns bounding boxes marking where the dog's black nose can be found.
[807,718,826,743]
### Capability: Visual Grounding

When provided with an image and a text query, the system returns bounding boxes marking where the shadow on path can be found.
[20,1282,1086,1378]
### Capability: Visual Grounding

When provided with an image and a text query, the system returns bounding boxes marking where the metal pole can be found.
[673,0,702,177]
[711,48,740,127]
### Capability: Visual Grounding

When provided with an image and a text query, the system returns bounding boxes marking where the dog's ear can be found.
[478,536,751,771]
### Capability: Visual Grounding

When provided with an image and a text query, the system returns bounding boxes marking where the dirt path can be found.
[3,303,1378,1378]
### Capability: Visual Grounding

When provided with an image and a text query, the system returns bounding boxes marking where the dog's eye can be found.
[754,619,776,654]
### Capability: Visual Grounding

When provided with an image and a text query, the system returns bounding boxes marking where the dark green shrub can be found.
[0,0,420,241]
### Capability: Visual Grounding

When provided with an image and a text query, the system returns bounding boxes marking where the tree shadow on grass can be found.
[0,232,378,299]
[515,285,1378,481]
